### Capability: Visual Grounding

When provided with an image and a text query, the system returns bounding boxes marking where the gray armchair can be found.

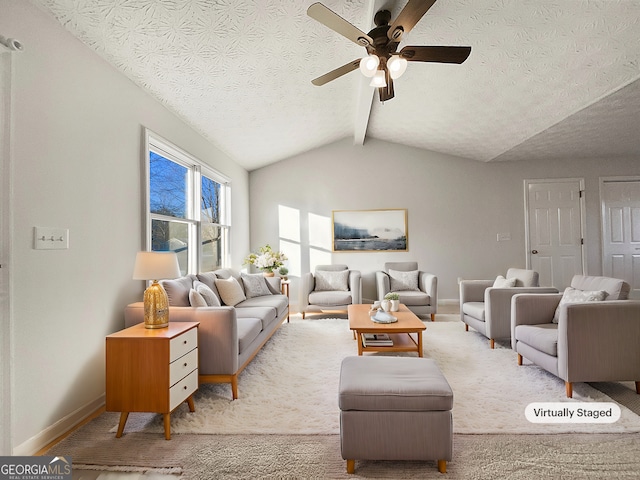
[300,264,362,319]
[460,268,557,348]
[376,262,437,321]
[511,275,640,398]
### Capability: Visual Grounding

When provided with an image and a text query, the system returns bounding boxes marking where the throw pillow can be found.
[241,273,273,299]
[214,276,246,306]
[552,287,609,323]
[388,269,419,291]
[314,269,349,291]
[493,275,517,288]
[194,280,221,306]
[188,288,208,307]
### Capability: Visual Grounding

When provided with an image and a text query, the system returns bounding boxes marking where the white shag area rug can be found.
[117,315,640,436]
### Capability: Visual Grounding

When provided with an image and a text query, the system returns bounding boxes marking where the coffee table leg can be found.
[418,331,423,357]
[357,331,363,355]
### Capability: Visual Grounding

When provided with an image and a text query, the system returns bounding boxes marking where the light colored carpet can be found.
[114,315,640,436]
[49,413,640,479]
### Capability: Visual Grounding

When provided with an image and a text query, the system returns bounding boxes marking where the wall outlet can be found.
[34,227,69,250]
[497,232,511,242]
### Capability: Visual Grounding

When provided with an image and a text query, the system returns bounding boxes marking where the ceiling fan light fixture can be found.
[369,70,387,88]
[359,54,379,77]
[388,55,408,79]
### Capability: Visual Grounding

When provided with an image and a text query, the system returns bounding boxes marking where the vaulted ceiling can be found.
[31,0,640,171]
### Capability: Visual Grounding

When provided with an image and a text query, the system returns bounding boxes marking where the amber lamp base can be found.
[143,280,169,329]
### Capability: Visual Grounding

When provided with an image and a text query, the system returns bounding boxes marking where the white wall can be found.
[249,137,640,310]
[2,1,250,453]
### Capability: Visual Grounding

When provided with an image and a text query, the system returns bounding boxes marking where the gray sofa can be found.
[511,274,640,398]
[125,268,288,400]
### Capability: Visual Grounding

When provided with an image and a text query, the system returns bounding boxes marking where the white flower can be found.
[244,244,287,272]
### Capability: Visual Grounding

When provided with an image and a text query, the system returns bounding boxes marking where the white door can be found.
[525,180,585,289]
[601,178,640,299]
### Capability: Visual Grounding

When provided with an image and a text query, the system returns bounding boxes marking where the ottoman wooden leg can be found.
[346,459,355,474]
[438,459,447,473]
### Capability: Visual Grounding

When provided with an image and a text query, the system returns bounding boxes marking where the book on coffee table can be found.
[362,333,393,347]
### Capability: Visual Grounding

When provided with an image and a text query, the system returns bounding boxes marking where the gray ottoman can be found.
[339,356,453,474]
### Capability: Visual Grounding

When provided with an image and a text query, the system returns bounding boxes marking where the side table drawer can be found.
[170,369,198,411]
[170,327,198,362]
[170,348,198,387]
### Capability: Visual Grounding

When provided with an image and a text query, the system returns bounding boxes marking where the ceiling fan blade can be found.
[387,0,438,42]
[307,3,373,48]
[400,45,471,64]
[311,59,361,86]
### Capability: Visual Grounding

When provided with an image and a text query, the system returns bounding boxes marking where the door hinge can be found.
[579,190,584,198]
[581,238,584,245]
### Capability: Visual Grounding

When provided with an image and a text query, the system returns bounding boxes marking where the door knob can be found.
[531,250,538,254]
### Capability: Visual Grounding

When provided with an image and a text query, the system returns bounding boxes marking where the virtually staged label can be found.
[525,402,621,423]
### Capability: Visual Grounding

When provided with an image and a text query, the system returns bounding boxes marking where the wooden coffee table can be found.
[348,304,426,357]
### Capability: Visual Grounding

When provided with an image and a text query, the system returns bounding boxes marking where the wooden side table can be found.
[281,280,291,322]
[105,321,199,440]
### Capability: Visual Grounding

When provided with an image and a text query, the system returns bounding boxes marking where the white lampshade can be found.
[388,55,408,79]
[369,70,387,88]
[133,251,181,281]
[359,55,379,77]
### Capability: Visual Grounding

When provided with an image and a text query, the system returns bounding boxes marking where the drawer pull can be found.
[183,340,187,345]
[184,362,188,367]
[183,386,188,390]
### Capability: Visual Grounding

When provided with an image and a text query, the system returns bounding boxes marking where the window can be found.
[144,130,230,274]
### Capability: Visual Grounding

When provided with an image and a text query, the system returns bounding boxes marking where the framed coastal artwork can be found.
[332,209,408,252]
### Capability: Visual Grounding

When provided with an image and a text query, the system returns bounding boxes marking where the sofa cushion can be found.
[314,269,349,291]
[505,268,538,287]
[193,280,221,306]
[570,275,629,300]
[241,273,273,299]
[309,290,352,306]
[161,275,197,307]
[493,275,517,288]
[196,272,221,298]
[389,269,419,291]
[215,276,247,306]
[395,290,430,306]
[189,288,208,307]
[462,301,485,321]
[339,357,453,412]
[236,317,262,355]
[552,287,608,323]
[237,294,288,322]
[515,324,558,357]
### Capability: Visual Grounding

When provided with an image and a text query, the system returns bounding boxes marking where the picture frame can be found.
[332,209,408,252]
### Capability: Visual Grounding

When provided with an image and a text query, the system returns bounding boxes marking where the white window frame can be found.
[143,128,231,273]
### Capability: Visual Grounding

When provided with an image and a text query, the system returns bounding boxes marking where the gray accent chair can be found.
[460,268,558,348]
[376,262,437,321]
[300,264,362,319]
[511,274,640,398]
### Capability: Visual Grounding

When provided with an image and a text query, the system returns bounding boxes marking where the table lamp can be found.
[133,251,181,329]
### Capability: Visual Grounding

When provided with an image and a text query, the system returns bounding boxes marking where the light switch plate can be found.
[497,232,511,242]
[34,227,69,250]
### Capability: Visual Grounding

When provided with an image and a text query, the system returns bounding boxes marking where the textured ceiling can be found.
[30,0,640,171]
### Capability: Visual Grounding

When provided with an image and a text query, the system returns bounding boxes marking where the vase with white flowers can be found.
[243,244,287,276]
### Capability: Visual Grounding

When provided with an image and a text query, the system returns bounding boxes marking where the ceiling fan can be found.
[307,0,471,102]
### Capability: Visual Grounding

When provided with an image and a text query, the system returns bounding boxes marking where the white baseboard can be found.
[440,298,459,306]
[13,394,105,456]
